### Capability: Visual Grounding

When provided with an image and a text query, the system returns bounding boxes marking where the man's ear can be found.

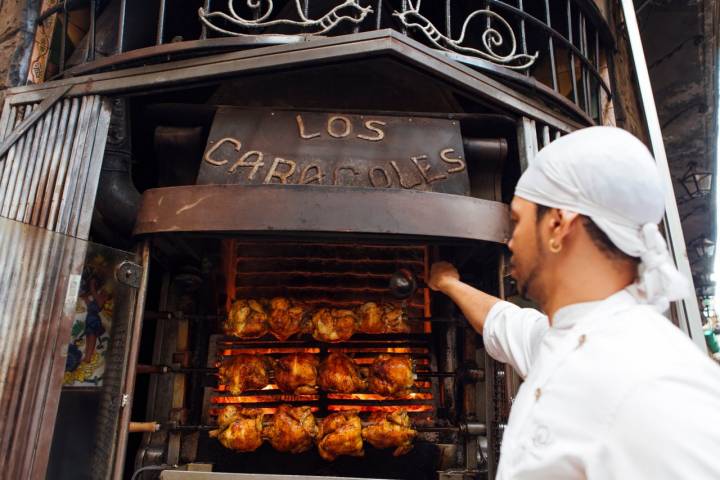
[551,209,580,241]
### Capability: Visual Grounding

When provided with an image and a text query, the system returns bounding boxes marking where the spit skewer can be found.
[135,363,482,381]
[129,420,486,436]
[143,310,462,324]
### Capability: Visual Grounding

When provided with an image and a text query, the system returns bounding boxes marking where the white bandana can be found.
[514,126,689,311]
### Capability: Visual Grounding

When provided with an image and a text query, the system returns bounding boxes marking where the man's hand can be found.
[428,262,460,292]
[427,261,501,334]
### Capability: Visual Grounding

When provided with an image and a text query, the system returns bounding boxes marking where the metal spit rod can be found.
[129,421,487,436]
[143,310,463,324]
[135,364,482,380]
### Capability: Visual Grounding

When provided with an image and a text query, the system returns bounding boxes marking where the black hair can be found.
[535,204,639,264]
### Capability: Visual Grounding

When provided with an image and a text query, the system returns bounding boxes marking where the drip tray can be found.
[161,472,390,480]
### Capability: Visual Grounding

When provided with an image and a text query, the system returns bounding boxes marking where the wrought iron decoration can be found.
[394,0,538,70]
[198,0,373,36]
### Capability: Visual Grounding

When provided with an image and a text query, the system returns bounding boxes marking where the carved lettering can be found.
[369,166,392,188]
[357,120,387,142]
[264,157,297,184]
[390,161,422,189]
[300,163,325,185]
[296,114,321,140]
[440,148,466,173]
[204,137,241,166]
[327,116,352,138]
[411,155,448,184]
[228,150,265,179]
[334,166,359,185]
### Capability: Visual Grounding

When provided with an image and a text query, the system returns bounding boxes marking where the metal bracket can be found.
[115,260,142,288]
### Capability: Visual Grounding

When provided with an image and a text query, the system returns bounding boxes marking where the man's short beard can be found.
[519,224,547,301]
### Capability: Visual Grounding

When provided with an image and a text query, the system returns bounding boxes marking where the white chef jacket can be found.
[483,288,720,479]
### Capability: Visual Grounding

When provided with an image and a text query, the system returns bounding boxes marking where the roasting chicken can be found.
[311,308,356,342]
[210,406,265,452]
[263,405,318,453]
[268,297,307,341]
[381,304,410,334]
[318,352,367,393]
[274,353,319,395]
[368,355,415,397]
[357,302,410,334]
[317,411,364,461]
[225,299,269,338]
[218,354,269,395]
[362,409,417,456]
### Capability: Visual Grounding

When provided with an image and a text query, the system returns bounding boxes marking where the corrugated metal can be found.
[0,96,112,239]
[0,217,88,480]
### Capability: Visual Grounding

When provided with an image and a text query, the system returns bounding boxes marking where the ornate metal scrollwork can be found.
[394,0,538,70]
[198,0,373,36]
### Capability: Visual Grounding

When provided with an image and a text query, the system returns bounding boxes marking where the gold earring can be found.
[549,238,562,253]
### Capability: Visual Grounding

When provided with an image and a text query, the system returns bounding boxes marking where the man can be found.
[429,127,720,479]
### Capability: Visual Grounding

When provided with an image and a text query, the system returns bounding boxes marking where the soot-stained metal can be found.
[197,109,470,195]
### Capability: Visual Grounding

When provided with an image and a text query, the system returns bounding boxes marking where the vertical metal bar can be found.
[29,103,60,226]
[619,0,706,350]
[541,125,551,147]
[580,15,591,114]
[117,0,127,54]
[518,0,529,76]
[401,0,408,35]
[445,0,452,37]
[566,0,579,105]
[595,29,602,121]
[201,0,211,39]
[112,240,151,480]
[87,0,96,62]
[544,0,558,91]
[303,0,309,18]
[157,0,167,45]
[59,1,68,73]
[376,0,382,30]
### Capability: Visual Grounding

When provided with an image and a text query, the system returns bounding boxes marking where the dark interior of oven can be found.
[130,233,504,480]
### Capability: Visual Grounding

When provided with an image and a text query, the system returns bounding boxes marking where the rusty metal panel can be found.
[134,184,510,243]
[0,95,112,239]
[0,217,87,480]
[197,109,471,195]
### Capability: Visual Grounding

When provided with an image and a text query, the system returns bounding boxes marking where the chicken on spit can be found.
[318,352,367,393]
[218,354,270,395]
[274,353,319,395]
[210,406,265,452]
[368,355,415,397]
[357,302,410,334]
[225,299,269,338]
[263,405,318,453]
[268,297,307,341]
[311,308,356,342]
[317,411,364,461]
[362,409,417,456]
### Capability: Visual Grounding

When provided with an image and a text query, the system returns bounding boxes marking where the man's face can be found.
[508,197,547,301]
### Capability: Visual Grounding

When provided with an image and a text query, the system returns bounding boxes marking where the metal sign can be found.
[197,109,470,195]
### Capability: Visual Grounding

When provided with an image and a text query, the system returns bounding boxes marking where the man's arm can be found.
[428,261,548,378]
[427,261,502,334]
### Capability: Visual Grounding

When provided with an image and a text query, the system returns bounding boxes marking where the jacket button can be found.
[535,387,542,401]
